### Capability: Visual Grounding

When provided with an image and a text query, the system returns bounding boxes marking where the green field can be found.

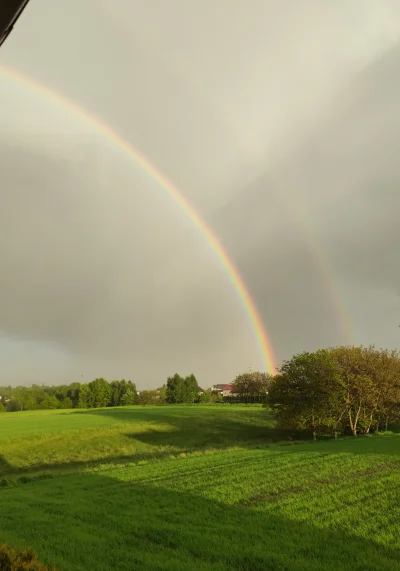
[0,406,399,570]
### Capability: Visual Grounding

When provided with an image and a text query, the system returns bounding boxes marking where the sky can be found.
[1,0,400,388]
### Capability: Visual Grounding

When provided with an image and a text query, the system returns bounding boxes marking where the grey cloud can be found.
[1,1,400,384]
[211,41,400,359]
[0,138,261,385]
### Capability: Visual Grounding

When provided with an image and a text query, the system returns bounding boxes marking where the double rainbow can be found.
[0,65,277,374]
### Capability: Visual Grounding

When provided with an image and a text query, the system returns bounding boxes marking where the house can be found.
[210,384,233,397]
[197,387,205,395]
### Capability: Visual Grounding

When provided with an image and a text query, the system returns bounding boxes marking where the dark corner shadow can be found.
[0,471,398,571]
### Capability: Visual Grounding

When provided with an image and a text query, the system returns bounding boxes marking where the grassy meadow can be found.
[0,405,399,570]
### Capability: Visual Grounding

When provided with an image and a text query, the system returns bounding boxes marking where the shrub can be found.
[0,543,58,570]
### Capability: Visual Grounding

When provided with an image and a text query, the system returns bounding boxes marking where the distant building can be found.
[210,384,233,397]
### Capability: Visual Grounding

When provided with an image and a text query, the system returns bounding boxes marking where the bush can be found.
[0,543,58,570]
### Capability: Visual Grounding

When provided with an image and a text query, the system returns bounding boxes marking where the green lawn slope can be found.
[0,406,399,570]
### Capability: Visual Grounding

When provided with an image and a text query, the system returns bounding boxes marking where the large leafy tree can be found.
[269,345,400,438]
[330,345,400,435]
[268,350,345,440]
[13,387,37,411]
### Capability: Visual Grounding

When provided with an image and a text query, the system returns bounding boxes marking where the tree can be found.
[121,389,136,405]
[268,350,345,440]
[5,399,19,412]
[87,378,112,408]
[65,382,81,408]
[199,390,212,403]
[110,380,137,407]
[59,396,73,409]
[269,345,400,439]
[330,345,400,435]
[182,374,200,404]
[41,395,60,410]
[13,387,37,411]
[232,371,271,402]
[166,373,199,403]
[137,390,159,405]
[0,402,5,413]
[77,384,91,409]
[166,374,185,403]
[157,384,167,403]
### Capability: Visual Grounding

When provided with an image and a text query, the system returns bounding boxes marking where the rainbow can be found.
[274,189,354,344]
[0,65,277,374]
[102,14,353,345]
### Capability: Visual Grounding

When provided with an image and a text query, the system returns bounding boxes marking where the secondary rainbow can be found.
[0,65,277,373]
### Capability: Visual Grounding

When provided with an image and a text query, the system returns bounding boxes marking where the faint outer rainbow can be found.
[0,65,277,374]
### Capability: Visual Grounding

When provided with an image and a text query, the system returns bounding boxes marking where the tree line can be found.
[0,374,206,412]
[2,344,399,438]
[0,369,272,412]
[0,379,142,412]
[230,371,270,403]
[268,345,400,439]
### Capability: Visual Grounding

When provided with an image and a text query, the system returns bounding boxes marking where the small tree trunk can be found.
[334,431,338,439]
[365,410,375,435]
[348,412,355,435]
[349,405,361,436]
[312,430,317,441]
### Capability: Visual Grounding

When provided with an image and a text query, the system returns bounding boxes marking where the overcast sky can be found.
[1,0,400,388]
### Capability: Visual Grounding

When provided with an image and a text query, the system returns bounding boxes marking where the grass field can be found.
[0,406,399,570]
